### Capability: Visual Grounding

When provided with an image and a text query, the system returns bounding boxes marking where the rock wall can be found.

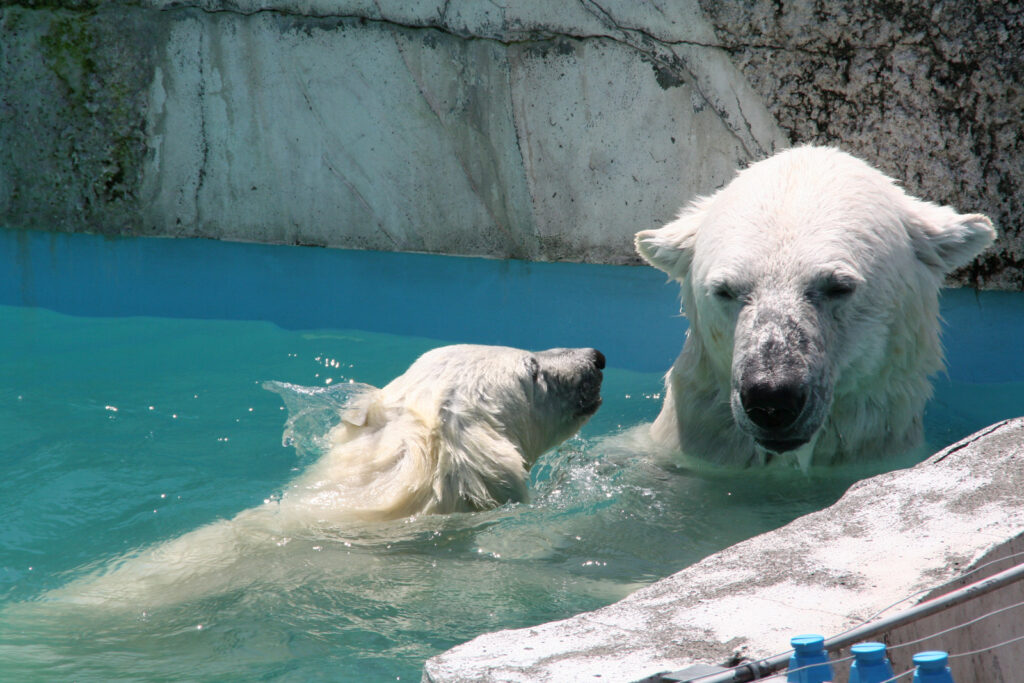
[1,1,1021,285]
[0,5,158,236]
[700,1,1024,289]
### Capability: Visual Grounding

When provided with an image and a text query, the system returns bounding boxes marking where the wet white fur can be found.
[290,344,601,519]
[636,146,995,467]
[38,345,601,608]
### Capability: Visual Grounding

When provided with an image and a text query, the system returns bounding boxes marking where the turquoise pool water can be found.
[2,230,1023,681]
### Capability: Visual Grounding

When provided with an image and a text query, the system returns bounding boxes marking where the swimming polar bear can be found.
[41,344,604,608]
[635,146,995,468]
[285,344,605,520]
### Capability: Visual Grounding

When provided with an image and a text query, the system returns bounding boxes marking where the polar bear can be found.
[287,344,605,519]
[40,344,605,608]
[635,146,995,468]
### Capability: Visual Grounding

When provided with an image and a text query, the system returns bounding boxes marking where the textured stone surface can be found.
[423,419,1024,682]
[1,1,1021,284]
[135,6,770,261]
[1,0,778,263]
[0,5,163,235]
[699,1,1024,289]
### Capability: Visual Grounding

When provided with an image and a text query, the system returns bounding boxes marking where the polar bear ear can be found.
[340,388,382,427]
[635,207,705,279]
[905,200,996,274]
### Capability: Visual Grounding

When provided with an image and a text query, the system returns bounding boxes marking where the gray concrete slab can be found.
[424,419,1024,682]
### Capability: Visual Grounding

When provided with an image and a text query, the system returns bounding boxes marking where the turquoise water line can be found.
[0,229,685,374]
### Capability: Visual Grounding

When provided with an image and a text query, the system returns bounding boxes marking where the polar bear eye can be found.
[711,283,738,302]
[821,274,858,299]
[812,272,860,303]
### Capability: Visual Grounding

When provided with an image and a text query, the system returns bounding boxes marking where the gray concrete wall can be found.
[424,419,1024,683]
[1,1,1022,287]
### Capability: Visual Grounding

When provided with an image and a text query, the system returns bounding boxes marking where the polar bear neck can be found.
[819,279,943,462]
[656,327,759,466]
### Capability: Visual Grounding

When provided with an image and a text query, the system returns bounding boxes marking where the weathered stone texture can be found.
[0,5,162,235]
[1,1,1022,286]
[424,419,1024,682]
[700,1,1024,289]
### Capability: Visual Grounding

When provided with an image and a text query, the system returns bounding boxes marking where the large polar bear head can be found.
[301,344,605,520]
[635,146,995,467]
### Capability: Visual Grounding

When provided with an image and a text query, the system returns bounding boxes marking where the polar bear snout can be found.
[730,300,830,454]
[517,347,604,459]
[740,378,807,432]
[738,374,812,453]
[537,347,604,417]
[573,349,605,416]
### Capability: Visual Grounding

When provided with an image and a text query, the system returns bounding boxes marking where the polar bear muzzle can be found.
[739,376,809,451]
[730,298,831,454]
[532,347,605,419]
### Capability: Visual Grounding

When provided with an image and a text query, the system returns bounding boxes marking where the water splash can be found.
[262,380,375,461]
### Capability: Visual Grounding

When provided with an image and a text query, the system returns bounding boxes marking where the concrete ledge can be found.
[423,418,1024,682]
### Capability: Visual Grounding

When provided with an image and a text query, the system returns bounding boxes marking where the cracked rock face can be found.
[0,7,160,236]
[700,0,1024,289]
[1,1,1020,286]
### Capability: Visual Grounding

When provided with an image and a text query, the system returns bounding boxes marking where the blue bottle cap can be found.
[851,642,887,663]
[913,651,949,670]
[791,634,826,653]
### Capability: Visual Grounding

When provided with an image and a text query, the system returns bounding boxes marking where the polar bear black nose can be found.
[741,380,807,431]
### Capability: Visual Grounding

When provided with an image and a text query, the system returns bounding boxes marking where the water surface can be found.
[2,231,1023,681]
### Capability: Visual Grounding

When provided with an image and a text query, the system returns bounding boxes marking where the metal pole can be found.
[654,560,1024,683]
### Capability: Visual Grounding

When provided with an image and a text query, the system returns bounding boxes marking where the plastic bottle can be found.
[787,634,834,683]
[849,642,895,683]
[911,650,955,683]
